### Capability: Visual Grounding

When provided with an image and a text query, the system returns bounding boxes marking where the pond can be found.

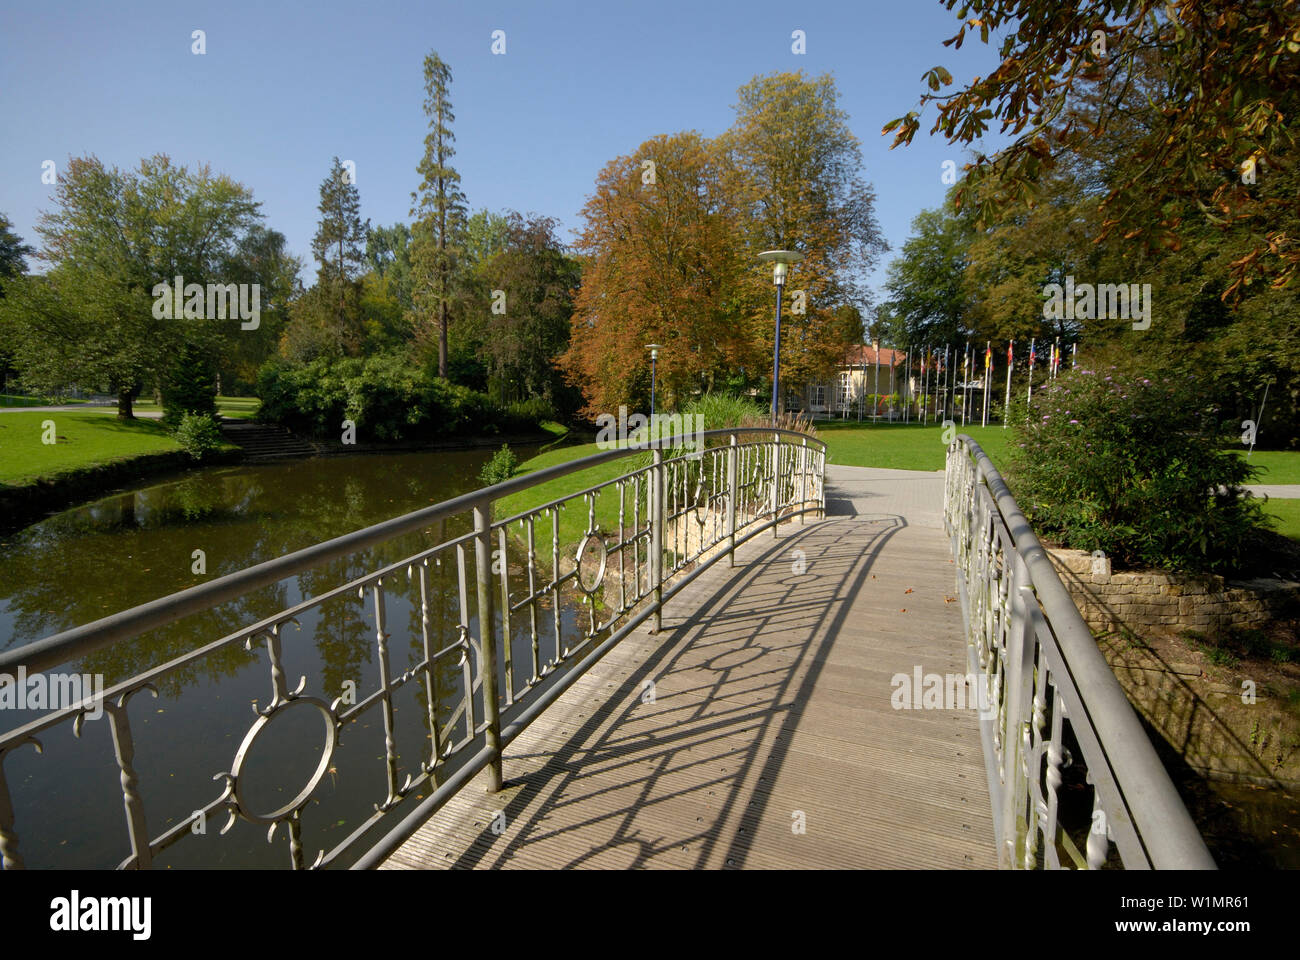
[0,445,593,869]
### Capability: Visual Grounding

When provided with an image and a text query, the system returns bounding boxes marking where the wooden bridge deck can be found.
[380,466,997,870]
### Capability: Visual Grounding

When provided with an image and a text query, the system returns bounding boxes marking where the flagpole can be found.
[1026,337,1035,411]
[888,347,896,422]
[981,341,989,428]
[922,344,930,425]
[946,343,956,421]
[1003,339,1014,429]
[873,342,880,422]
[904,346,911,424]
[1071,342,1077,370]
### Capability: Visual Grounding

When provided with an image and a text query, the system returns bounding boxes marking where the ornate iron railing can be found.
[0,428,824,870]
[944,434,1216,869]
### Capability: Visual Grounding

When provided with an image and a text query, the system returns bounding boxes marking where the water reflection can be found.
[0,446,596,869]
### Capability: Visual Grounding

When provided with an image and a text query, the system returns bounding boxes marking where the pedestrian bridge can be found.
[0,430,1215,870]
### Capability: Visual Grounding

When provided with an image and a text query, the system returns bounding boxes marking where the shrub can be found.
[1004,363,1268,573]
[175,412,224,462]
[255,351,552,441]
[479,444,519,487]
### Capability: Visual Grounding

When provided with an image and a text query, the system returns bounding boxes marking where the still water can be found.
[0,446,588,869]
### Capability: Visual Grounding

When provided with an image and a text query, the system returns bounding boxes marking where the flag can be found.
[1007,341,1014,366]
[1029,340,1036,369]
[985,342,992,370]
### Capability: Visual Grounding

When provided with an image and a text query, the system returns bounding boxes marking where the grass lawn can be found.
[814,420,1015,471]
[0,393,87,407]
[62,395,262,419]
[215,396,261,419]
[497,442,630,548]
[1238,449,1300,485]
[1262,499,1300,542]
[0,411,181,486]
[499,422,1018,542]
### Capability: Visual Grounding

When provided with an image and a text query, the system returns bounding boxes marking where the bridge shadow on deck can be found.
[384,512,996,870]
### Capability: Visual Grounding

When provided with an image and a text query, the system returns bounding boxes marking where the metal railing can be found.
[0,428,825,870]
[944,435,1216,869]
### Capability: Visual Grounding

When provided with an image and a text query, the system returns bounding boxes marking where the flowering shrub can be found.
[1004,365,1267,573]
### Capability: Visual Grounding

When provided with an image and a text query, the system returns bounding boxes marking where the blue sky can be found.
[0,0,1009,300]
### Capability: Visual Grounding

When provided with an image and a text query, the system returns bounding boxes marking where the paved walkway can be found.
[0,404,162,418]
[1247,485,1300,499]
[381,467,995,870]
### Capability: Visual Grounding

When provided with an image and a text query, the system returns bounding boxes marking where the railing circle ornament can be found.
[574,532,608,595]
[230,697,338,825]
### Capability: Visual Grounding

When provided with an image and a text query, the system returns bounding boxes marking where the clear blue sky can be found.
[0,0,1009,301]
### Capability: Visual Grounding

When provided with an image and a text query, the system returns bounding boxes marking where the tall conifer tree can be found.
[411,51,467,377]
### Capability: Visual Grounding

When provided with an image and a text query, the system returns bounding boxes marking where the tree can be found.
[445,209,512,387]
[160,340,218,424]
[467,212,580,405]
[0,213,31,292]
[218,225,301,391]
[311,157,369,340]
[720,71,888,408]
[410,51,467,377]
[312,157,368,287]
[365,223,414,310]
[559,131,749,415]
[884,0,1300,294]
[1,155,260,417]
[0,214,32,390]
[882,201,974,348]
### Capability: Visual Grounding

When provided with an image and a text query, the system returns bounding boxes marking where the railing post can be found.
[799,436,808,525]
[727,434,738,567]
[1002,546,1037,868]
[473,502,503,792]
[771,432,781,537]
[650,447,664,632]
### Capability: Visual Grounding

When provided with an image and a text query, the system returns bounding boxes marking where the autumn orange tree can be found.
[560,132,750,415]
[561,71,886,418]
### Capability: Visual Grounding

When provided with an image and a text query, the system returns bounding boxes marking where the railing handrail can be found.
[0,427,824,677]
[953,434,1215,869]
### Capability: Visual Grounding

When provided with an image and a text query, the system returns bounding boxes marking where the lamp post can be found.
[645,343,662,423]
[757,250,803,424]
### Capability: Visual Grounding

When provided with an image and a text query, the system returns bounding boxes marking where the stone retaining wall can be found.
[1047,548,1300,637]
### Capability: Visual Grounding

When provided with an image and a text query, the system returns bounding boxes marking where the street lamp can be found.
[646,343,663,422]
[757,249,804,424]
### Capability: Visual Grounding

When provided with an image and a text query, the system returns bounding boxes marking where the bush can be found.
[479,444,519,487]
[255,351,552,441]
[1004,363,1268,573]
[175,412,224,462]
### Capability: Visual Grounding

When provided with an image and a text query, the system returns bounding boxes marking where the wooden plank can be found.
[381,492,996,870]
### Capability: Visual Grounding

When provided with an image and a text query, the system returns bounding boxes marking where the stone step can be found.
[218,420,317,460]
